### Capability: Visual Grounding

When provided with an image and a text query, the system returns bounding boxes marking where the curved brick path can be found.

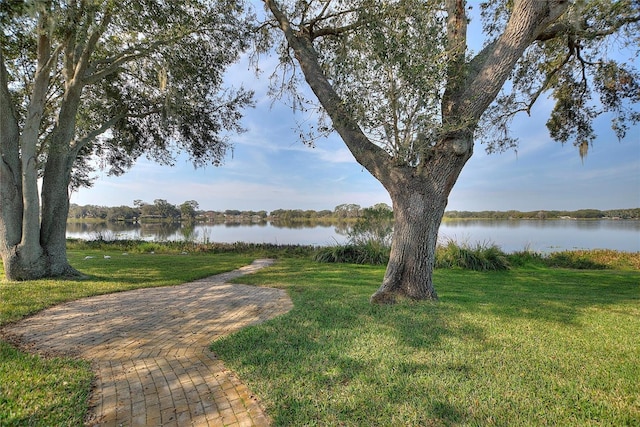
[2,259,291,426]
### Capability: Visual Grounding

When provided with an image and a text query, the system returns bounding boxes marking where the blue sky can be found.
[71,14,640,213]
[71,77,639,212]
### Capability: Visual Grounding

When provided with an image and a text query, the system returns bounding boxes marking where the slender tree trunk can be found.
[0,115,29,279]
[0,56,23,255]
[40,149,80,277]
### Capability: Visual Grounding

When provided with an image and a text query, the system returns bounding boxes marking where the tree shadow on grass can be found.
[436,268,640,325]
[212,276,484,425]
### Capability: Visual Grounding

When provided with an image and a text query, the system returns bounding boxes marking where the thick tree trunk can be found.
[370,188,447,303]
[0,120,79,279]
[371,136,473,304]
[1,247,47,281]
[1,54,45,280]
[1,28,73,280]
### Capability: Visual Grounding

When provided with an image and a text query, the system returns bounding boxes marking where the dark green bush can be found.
[508,250,545,267]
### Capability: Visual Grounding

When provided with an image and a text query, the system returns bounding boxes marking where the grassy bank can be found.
[1,244,638,425]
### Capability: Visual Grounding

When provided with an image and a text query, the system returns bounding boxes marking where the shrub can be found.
[315,239,512,270]
[348,205,394,247]
[435,239,510,271]
[316,205,394,265]
[508,249,545,267]
[544,251,609,269]
[313,242,390,265]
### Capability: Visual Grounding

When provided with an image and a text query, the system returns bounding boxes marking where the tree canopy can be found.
[479,0,640,157]
[260,0,638,162]
[0,0,253,280]
[259,0,639,302]
[1,0,253,184]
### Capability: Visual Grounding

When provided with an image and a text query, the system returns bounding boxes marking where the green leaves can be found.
[479,0,640,157]
[1,0,254,185]
[316,0,447,163]
[264,0,448,166]
[269,0,639,164]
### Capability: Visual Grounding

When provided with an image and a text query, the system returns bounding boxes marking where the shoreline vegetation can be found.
[66,239,640,271]
[1,242,638,425]
[68,202,640,224]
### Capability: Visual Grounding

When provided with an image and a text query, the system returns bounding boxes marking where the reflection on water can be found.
[438,219,639,252]
[66,219,640,253]
[66,221,182,241]
[442,219,639,231]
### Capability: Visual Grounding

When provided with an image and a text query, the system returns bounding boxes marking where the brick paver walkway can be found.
[2,259,292,426]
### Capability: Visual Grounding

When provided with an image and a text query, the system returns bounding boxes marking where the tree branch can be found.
[310,21,363,39]
[537,14,640,41]
[0,50,21,172]
[84,31,201,85]
[74,9,112,86]
[69,105,165,156]
[461,0,570,121]
[263,0,392,183]
[69,112,126,157]
[442,0,468,121]
[304,0,333,28]
[21,11,58,153]
[526,47,573,115]
[83,51,148,84]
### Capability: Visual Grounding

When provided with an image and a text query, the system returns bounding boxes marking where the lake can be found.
[66,219,639,253]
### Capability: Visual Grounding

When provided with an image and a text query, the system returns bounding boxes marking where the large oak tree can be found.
[261,0,639,303]
[0,1,252,280]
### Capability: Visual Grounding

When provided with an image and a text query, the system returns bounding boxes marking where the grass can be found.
[0,341,92,426]
[66,238,317,258]
[211,259,640,426]
[1,243,639,425]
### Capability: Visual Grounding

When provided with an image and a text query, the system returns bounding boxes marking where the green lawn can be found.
[212,259,640,426]
[1,249,639,426]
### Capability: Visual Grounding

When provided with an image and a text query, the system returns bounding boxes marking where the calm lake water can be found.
[66,219,639,253]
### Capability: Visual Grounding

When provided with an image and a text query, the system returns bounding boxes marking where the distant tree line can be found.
[67,201,385,223]
[69,201,639,223]
[68,199,202,222]
[444,208,640,220]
